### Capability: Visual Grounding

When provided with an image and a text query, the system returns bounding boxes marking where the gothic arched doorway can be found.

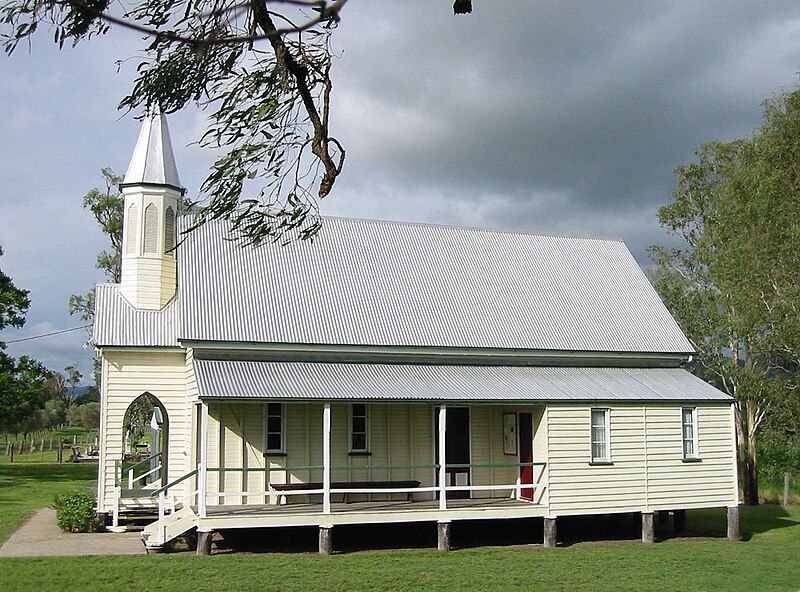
[121,392,169,488]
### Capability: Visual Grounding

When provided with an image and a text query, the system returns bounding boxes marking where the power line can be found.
[2,324,92,344]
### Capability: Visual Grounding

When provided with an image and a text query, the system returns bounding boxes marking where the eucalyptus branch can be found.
[61,0,347,48]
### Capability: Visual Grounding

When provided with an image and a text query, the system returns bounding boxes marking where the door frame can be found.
[433,406,472,499]
[518,411,534,501]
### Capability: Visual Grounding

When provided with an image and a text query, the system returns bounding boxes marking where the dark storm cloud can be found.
[326,0,800,255]
[1,1,799,375]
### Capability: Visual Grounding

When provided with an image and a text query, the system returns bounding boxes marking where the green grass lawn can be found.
[0,463,97,543]
[0,463,798,591]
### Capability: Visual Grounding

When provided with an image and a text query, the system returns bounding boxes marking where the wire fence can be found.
[1,429,98,463]
[782,471,800,506]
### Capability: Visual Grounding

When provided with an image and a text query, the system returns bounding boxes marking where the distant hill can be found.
[68,386,99,404]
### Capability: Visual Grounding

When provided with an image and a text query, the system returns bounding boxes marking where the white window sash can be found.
[590,408,611,463]
[682,407,699,459]
[264,403,285,453]
[349,404,370,452]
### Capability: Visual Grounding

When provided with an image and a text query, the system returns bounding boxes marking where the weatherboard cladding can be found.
[193,361,732,402]
[93,284,179,347]
[178,216,694,353]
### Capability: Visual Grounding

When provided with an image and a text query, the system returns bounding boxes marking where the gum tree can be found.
[650,89,800,504]
[2,1,473,244]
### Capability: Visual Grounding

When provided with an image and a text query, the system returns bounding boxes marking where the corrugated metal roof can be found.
[121,109,182,191]
[193,360,732,402]
[179,216,694,354]
[93,284,179,347]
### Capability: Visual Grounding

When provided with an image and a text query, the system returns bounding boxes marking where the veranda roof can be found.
[193,360,732,402]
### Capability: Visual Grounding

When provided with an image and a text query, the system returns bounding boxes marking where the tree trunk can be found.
[735,401,760,505]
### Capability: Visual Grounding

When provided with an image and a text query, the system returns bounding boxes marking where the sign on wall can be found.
[503,413,517,455]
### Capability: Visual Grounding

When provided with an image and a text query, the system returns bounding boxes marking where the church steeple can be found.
[121,107,183,192]
[119,109,183,310]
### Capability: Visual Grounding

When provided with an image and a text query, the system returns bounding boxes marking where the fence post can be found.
[785,473,791,507]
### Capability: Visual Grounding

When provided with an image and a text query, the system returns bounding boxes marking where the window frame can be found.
[590,407,612,464]
[349,403,370,454]
[264,402,285,455]
[681,406,700,461]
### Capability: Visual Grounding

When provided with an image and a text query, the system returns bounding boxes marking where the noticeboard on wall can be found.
[503,413,517,455]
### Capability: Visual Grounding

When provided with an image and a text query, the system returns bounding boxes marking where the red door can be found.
[518,413,533,500]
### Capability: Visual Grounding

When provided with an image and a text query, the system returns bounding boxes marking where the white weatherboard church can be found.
[93,112,741,554]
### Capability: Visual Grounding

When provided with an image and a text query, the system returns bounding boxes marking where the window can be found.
[143,203,159,254]
[682,407,699,460]
[125,204,138,254]
[350,404,369,452]
[164,206,176,256]
[590,408,611,463]
[265,403,284,453]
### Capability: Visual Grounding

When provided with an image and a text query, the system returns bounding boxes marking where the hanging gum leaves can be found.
[1,0,346,244]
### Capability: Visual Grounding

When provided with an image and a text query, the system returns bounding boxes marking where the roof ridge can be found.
[321,215,625,243]
[180,212,626,244]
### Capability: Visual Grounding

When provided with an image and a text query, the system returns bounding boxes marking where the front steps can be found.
[141,506,198,551]
[109,488,160,532]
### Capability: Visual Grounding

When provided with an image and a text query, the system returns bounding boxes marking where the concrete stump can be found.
[96,511,109,533]
[319,525,333,556]
[197,530,214,556]
[543,517,557,548]
[641,512,654,544]
[727,506,741,541]
[673,509,687,535]
[437,521,451,552]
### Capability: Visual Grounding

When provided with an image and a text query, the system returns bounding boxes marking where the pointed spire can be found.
[121,106,183,193]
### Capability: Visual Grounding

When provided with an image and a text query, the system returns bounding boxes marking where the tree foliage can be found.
[0,355,52,435]
[68,168,123,322]
[0,245,30,346]
[1,0,473,245]
[1,0,347,244]
[650,88,800,503]
[0,248,55,435]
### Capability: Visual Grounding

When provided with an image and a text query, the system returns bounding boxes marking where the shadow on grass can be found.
[214,505,799,555]
[0,463,97,485]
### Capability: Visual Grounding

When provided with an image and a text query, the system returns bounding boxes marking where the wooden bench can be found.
[271,480,421,504]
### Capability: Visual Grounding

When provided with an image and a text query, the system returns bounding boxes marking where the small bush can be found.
[53,488,97,533]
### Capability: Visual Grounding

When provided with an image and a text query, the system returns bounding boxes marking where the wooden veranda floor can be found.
[197,497,546,529]
[205,497,530,516]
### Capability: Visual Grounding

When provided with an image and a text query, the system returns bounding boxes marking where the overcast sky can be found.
[1,1,799,383]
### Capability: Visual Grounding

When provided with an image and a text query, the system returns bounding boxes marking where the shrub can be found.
[53,488,97,533]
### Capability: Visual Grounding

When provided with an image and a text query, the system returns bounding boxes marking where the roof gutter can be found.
[183,340,693,368]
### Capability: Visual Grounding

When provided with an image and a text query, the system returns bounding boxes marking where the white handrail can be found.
[157,491,166,544]
[129,464,162,488]
[201,483,540,499]
[197,461,548,512]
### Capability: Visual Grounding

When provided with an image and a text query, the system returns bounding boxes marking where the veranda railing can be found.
[200,461,548,509]
[144,460,547,546]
